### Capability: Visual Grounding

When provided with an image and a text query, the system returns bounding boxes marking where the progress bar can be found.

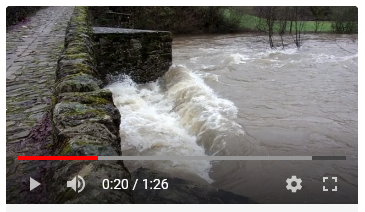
[18,156,346,161]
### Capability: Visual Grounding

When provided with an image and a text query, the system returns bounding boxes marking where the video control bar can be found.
[18,156,346,160]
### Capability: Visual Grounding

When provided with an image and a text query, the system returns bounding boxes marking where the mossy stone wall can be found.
[49,6,133,204]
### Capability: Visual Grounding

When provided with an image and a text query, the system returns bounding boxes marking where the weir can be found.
[49,6,255,203]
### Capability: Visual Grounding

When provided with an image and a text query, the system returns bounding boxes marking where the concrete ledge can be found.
[93,27,171,35]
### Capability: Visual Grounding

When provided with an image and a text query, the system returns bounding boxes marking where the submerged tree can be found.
[277,7,289,48]
[255,6,305,49]
[256,6,276,48]
[293,7,305,48]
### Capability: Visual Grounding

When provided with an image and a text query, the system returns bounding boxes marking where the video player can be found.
[6,5,358,208]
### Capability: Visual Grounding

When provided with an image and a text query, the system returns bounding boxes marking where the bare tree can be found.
[277,7,289,48]
[311,6,330,33]
[292,6,305,48]
[255,6,308,49]
[289,20,293,34]
[261,6,276,48]
[314,20,323,33]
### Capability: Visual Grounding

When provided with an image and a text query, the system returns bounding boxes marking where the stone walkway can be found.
[6,6,74,203]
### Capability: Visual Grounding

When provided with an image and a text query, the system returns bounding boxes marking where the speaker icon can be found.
[67,175,85,193]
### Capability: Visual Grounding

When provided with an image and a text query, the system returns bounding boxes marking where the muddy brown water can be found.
[107,33,358,203]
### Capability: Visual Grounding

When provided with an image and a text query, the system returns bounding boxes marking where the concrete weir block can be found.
[92,27,172,84]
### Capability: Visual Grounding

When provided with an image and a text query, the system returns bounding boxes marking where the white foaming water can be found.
[228,53,250,64]
[313,53,358,64]
[199,47,220,53]
[202,64,216,69]
[197,71,219,82]
[106,76,213,183]
[189,57,199,63]
[105,66,251,183]
[163,66,252,156]
[255,47,299,59]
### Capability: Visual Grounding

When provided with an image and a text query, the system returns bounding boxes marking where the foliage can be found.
[310,6,331,21]
[6,6,44,28]
[91,6,243,34]
[330,7,358,34]
[89,6,357,35]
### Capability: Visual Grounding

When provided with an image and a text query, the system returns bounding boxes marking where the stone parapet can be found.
[49,6,133,204]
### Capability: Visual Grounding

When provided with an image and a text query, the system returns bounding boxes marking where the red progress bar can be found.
[18,156,98,160]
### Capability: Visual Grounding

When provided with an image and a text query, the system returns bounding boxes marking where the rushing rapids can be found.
[106,65,257,183]
[106,33,358,203]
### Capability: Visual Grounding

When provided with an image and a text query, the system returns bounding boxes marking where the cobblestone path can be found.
[6,7,74,203]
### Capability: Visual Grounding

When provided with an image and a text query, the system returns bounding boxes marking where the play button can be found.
[30,177,41,191]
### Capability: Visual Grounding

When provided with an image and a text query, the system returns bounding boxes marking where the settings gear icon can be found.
[286,176,302,193]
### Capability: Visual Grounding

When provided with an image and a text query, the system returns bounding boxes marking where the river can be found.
[106,33,358,203]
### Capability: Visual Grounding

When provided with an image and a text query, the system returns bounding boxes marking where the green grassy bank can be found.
[224,9,333,33]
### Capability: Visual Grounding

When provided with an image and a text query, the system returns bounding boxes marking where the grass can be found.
[301,21,332,32]
[238,14,261,30]
[224,9,333,33]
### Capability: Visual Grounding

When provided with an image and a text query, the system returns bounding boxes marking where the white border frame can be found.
[3,1,361,212]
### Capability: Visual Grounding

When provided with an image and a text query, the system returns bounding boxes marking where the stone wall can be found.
[92,27,172,83]
[49,6,133,204]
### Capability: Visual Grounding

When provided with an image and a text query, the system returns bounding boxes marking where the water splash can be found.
[105,66,252,183]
